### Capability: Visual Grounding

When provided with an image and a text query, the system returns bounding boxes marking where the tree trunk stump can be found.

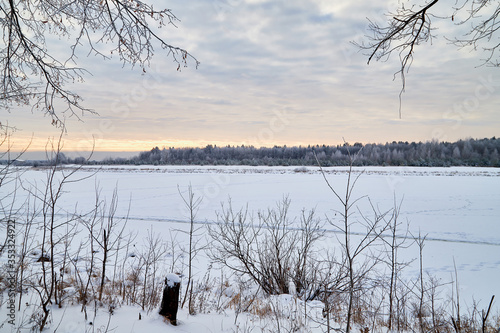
[159,274,181,325]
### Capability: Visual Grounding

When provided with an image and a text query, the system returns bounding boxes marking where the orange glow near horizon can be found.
[10,136,342,153]
[8,136,363,153]
[8,133,469,153]
[7,137,209,152]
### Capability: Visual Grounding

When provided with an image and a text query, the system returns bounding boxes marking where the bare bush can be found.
[208,196,324,297]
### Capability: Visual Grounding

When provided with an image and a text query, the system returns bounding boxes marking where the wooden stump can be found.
[159,274,181,325]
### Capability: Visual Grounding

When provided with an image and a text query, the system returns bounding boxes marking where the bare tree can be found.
[177,184,203,314]
[358,0,500,115]
[0,0,198,124]
[415,232,428,333]
[139,228,168,312]
[381,196,414,331]
[481,295,495,333]
[21,132,96,330]
[80,186,129,302]
[451,258,462,332]
[36,141,79,329]
[317,150,393,333]
[75,189,102,319]
[0,126,30,250]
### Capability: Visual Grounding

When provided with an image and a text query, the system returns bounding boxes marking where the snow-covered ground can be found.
[2,165,499,332]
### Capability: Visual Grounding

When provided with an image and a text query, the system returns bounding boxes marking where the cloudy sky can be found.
[5,0,500,154]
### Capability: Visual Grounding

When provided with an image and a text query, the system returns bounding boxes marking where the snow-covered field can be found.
[1,165,499,332]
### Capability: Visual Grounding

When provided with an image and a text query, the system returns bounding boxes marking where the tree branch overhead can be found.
[0,0,198,125]
[357,0,499,116]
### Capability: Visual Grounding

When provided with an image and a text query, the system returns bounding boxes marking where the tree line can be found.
[100,137,500,167]
[6,137,500,167]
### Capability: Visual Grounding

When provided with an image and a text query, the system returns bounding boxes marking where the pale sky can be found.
[4,0,500,154]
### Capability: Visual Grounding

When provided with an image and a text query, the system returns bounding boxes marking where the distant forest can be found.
[45,137,500,167]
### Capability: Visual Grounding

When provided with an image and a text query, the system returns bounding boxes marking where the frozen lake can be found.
[6,165,500,311]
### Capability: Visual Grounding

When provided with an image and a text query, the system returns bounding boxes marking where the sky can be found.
[3,0,500,155]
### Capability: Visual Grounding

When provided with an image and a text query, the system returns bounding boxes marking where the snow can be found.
[1,165,499,332]
[165,273,181,287]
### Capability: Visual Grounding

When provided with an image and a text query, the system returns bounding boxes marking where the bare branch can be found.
[0,0,198,125]
[356,0,439,117]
